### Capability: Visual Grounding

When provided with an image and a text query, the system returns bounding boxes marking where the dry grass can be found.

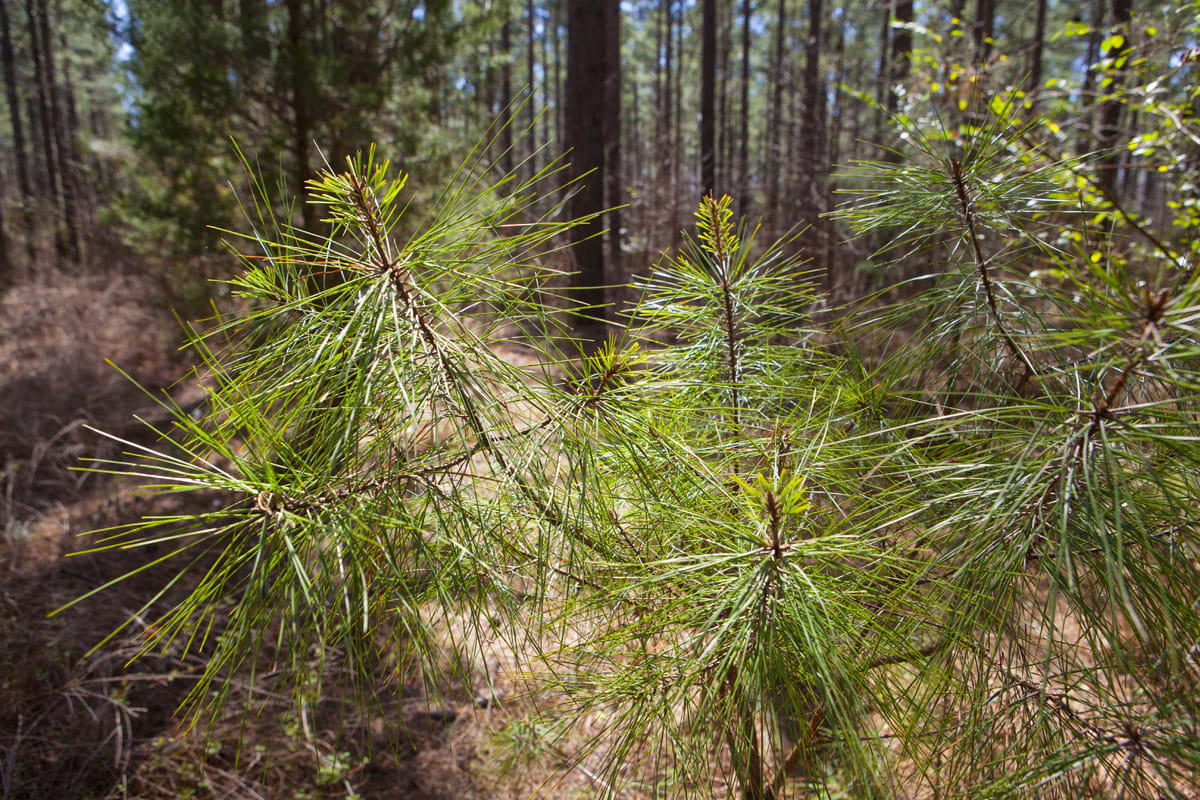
[0,274,181,533]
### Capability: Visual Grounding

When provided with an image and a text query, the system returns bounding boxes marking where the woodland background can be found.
[2,0,1194,304]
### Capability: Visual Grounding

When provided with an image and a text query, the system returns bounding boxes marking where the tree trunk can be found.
[671,0,682,248]
[36,0,76,263]
[541,1,552,153]
[737,0,752,218]
[0,0,34,268]
[285,0,313,230]
[874,0,891,139]
[1096,0,1133,195]
[603,0,622,295]
[552,0,562,148]
[526,0,537,176]
[701,0,717,197]
[1076,0,1106,156]
[765,0,787,232]
[60,29,93,237]
[800,0,825,269]
[887,0,913,117]
[25,0,60,256]
[499,3,514,176]
[717,0,732,193]
[973,0,995,65]
[566,0,614,332]
[1029,0,1048,110]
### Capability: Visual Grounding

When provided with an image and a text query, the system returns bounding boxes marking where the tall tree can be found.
[887,0,913,117]
[0,0,33,267]
[717,0,733,192]
[603,0,621,291]
[799,0,826,272]
[973,0,996,65]
[1096,0,1133,194]
[285,0,314,229]
[526,0,537,175]
[737,0,752,218]
[765,0,787,232]
[1076,0,1107,155]
[126,0,458,255]
[499,3,514,175]
[701,0,716,196]
[566,0,620,331]
[25,0,59,250]
[38,0,77,262]
[1028,0,1048,110]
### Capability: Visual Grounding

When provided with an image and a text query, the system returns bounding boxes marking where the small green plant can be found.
[73,122,1200,799]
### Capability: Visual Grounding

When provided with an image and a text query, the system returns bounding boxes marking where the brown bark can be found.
[0,0,33,267]
[874,0,891,139]
[1029,0,1048,110]
[25,0,59,251]
[671,0,682,248]
[765,0,787,231]
[499,2,513,176]
[718,0,732,193]
[1096,0,1133,195]
[60,30,93,235]
[552,0,562,148]
[800,0,826,268]
[888,0,913,117]
[526,0,537,175]
[973,0,996,65]
[603,0,621,293]
[566,0,618,332]
[737,0,751,218]
[285,0,313,229]
[1076,0,1107,155]
[701,0,717,197]
[36,0,76,263]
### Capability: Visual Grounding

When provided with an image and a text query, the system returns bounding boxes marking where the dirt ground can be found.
[0,275,506,800]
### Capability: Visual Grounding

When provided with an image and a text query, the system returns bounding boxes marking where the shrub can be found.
[76,127,1200,798]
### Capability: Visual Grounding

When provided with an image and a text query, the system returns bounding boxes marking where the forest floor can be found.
[0,274,520,800]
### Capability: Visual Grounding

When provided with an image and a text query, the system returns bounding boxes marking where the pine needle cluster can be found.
[72,125,1200,799]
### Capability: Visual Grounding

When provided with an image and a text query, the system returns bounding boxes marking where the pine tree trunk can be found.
[566,0,611,332]
[526,0,537,176]
[60,30,94,238]
[973,0,995,65]
[888,0,913,117]
[552,0,562,149]
[1076,0,1106,155]
[603,0,622,294]
[800,0,826,277]
[500,3,514,176]
[701,0,716,197]
[541,2,552,152]
[671,0,682,248]
[717,0,732,193]
[1096,0,1133,195]
[0,0,34,268]
[285,0,313,230]
[36,0,76,263]
[25,0,61,258]
[873,0,891,140]
[766,0,786,232]
[736,0,751,218]
[1029,0,1048,110]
